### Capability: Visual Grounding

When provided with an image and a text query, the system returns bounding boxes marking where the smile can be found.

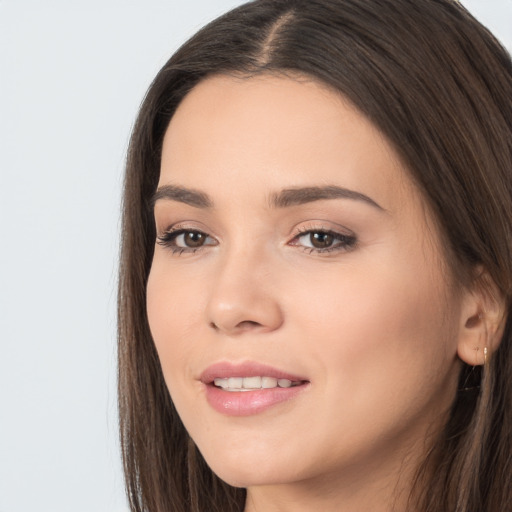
[213,376,303,391]
[201,362,310,416]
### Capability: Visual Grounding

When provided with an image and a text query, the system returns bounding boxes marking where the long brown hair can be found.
[118,1,512,510]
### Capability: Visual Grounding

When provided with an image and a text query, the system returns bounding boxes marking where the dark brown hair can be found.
[118,1,512,510]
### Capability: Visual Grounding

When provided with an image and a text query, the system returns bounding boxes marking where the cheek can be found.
[289,253,453,349]
[146,265,205,389]
[287,251,459,416]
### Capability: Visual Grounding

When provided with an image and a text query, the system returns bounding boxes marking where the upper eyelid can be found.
[290,228,356,244]
[291,222,355,237]
[158,226,215,240]
[156,228,355,256]
[156,228,218,253]
[156,222,356,241]
[294,229,352,239]
[157,222,212,236]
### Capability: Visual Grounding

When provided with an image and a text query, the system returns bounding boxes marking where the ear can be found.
[457,269,507,366]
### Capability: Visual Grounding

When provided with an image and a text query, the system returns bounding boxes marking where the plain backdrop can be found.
[0,1,510,511]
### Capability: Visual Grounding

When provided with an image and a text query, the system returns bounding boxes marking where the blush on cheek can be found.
[313,268,452,381]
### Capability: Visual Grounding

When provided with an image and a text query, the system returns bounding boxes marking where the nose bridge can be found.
[206,238,283,335]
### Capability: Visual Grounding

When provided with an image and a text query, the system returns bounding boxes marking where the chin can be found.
[213,467,293,489]
[201,450,302,489]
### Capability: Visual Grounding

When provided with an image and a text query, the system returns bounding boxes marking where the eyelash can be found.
[156,226,357,255]
[156,227,217,255]
[291,226,357,254]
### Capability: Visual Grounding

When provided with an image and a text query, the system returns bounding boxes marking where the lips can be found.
[213,376,301,391]
[200,362,310,416]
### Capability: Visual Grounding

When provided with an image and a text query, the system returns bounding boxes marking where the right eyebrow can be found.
[150,184,213,209]
[269,185,385,211]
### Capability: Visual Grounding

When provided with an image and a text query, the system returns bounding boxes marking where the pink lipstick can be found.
[200,362,310,416]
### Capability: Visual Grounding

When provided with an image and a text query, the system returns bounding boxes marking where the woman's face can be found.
[147,75,465,492]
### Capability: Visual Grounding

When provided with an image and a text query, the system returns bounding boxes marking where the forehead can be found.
[160,73,413,212]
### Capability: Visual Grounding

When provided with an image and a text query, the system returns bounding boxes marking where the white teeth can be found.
[243,376,261,389]
[261,377,278,388]
[213,376,298,391]
[214,378,229,389]
[228,377,243,389]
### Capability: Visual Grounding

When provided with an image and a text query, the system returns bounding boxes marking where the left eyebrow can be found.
[150,184,213,209]
[269,185,385,211]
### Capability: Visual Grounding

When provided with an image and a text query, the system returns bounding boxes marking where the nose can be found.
[205,249,284,336]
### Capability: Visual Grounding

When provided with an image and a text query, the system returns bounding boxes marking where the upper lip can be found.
[199,361,308,384]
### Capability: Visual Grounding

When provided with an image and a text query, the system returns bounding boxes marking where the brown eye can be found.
[182,231,207,247]
[310,232,334,249]
[157,228,217,252]
[292,229,357,253]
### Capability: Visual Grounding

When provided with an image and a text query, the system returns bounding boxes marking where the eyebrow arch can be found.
[270,185,384,210]
[151,184,213,209]
[151,184,384,211]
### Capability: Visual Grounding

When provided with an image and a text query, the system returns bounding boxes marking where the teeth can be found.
[262,377,278,388]
[228,377,243,389]
[213,377,299,391]
[214,378,229,389]
[243,376,261,389]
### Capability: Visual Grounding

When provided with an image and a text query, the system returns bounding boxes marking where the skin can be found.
[146,74,484,511]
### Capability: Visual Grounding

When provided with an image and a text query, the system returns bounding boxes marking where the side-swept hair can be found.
[118,1,512,510]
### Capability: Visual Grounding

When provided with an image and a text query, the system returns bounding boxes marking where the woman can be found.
[118,1,512,511]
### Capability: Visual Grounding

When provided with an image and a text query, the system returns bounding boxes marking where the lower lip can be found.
[204,383,309,416]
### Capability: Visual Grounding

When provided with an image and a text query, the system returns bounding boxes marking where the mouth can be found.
[212,376,305,392]
[200,362,310,416]
[200,361,308,388]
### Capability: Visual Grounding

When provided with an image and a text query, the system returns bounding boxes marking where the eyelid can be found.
[156,223,218,254]
[290,220,355,240]
[288,222,357,254]
[155,220,216,240]
[156,219,210,234]
[154,220,357,255]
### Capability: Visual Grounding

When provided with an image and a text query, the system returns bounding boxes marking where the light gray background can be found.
[0,1,510,511]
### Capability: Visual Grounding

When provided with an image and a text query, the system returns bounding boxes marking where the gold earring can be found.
[483,346,488,365]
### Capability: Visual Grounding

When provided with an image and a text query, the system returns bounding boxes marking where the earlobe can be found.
[456,271,506,366]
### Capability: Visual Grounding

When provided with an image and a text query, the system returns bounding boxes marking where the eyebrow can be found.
[269,186,384,210]
[151,184,384,211]
[151,184,213,208]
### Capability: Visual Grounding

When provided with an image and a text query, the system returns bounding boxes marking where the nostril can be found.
[208,320,262,334]
[209,320,260,332]
[237,320,262,330]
